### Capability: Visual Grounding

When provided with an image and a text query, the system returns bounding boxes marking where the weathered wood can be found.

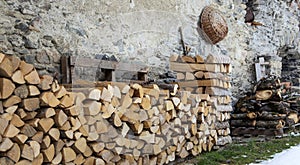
[21,144,34,161]
[32,153,44,165]
[4,124,20,138]
[24,69,41,85]
[38,75,53,90]
[0,57,13,77]
[6,143,21,163]
[0,138,14,152]
[52,152,62,165]
[195,55,205,63]
[29,141,40,158]
[22,98,40,111]
[43,144,55,162]
[3,95,21,107]
[19,61,34,76]
[49,128,60,141]
[10,114,25,128]
[11,70,25,84]
[231,119,256,127]
[170,62,221,72]
[38,118,54,133]
[181,55,196,63]
[40,92,60,107]
[255,90,273,100]
[0,78,15,99]
[51,108,68,127]
[28,85,40,96]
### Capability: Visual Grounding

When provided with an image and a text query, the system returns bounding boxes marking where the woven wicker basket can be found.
[200,6,228,44]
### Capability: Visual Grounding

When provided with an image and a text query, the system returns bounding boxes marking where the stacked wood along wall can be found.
[0,53,232,164]
[170,54,232,148]
[232,76,300,141]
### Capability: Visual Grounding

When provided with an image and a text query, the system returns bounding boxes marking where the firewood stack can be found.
[169,54,233,147]
[232,76,299,140]
[0,53,230,164]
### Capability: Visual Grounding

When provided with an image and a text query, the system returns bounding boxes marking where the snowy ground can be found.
[250,144,300,165]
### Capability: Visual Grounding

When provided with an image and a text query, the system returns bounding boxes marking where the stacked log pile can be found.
[0,53,228,164]
[169,54,233,147]
[232,76,299,140]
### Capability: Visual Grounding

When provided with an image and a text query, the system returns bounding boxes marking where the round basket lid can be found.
[200,6,228,44]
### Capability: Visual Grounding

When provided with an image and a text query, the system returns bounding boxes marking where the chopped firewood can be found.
[40,92,60,107]
[38,118,54,133]
[10,114,25,128]
[29,141,40,158]
[24,69,40,84]
[49,128,60,141]
[38,75,53,90]
[52,152,62,164]
[32,153,44,165]
[19,61,33,75]
[55,86,67,99]
[0,138,14,152]
[22,98,40,111]
[21,144,34,161]
[4,124,20,138]
[74,137,87,153]
[28,85,40,96]
[3,95,21,107]
[6,143,21,163]
[0,78,15,99]
[11,70,25,84]
[43,144,55,162]
[0,57,13,77]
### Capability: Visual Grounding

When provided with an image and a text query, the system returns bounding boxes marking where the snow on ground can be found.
[250,144,300,165]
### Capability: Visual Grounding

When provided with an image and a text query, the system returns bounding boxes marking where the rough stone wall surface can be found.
[0,0,299,101]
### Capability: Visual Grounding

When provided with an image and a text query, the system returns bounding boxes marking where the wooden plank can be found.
[169,62,221,72]
[178,79,230,88]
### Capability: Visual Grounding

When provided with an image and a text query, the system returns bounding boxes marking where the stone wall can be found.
[0,0,299,101]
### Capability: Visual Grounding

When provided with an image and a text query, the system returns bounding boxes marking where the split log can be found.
[3,95,21,107]
[0,78,15,99]
[231,112,257,119]
[230,119,256,127]
[24,69,41,85]
[0,138,14,152]
[21,144,34,161]
[74,137,87,153]
[10,114,25,128]
[40,92,60,107]
[6,143,21,163]
[38,75,53,90]
[256,120,285,129]
[12,70,25,84]
[29,141,40,158]
[38,118,54,133]
[195,55,205,63]
[28,85,40,96]
[181,55,196,63]
[257,111,286,120]
[62,147,76,163]
[255,90,272,100]
[169,54,179,62]
[4,124,20,138]
[43,144,55,162]
[22,98,40,111]
[0,57,13,77]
